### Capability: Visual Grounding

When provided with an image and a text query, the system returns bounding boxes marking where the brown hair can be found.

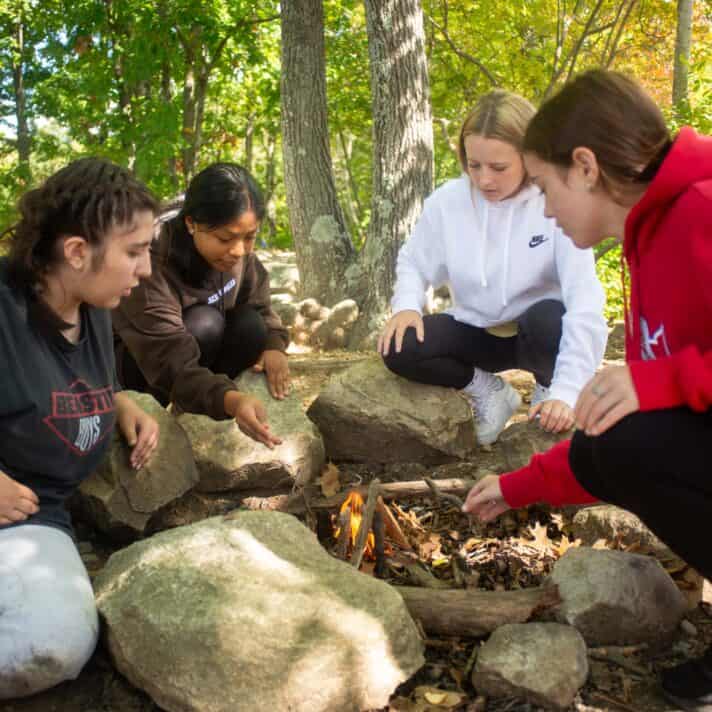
[523,70,671,193]
[458,90,536,171]
[4,157,158,289]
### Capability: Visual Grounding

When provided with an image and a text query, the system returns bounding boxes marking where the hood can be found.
[625,127,712,257]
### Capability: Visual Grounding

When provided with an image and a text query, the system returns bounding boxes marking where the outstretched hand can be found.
[0,469,39,526]
[462,475,510,523]
[377,310,424,357]
[226,391,282,449]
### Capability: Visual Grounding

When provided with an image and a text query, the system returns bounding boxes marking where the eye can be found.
[468,163,480,170]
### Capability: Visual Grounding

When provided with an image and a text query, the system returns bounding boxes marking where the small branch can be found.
[376,496,413,551]
[425,477,465,510]
[351,479,381,569]
[336,506,352,559]
[424,14,498,85]
[373,509,387,578]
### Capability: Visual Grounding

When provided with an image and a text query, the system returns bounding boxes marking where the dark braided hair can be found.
[3,157,158,289]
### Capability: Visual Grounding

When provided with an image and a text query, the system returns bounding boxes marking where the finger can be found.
[0,516,12,526]
[462,483,487,512]
[15,497,39,516]
[528,402,543,421]
[480,502,509,523]
[394,324,407,354]
[240,410,282,447]
[16,483,39,505]
[381,324,396,357]
[266,370,280,399]
[415,318,424,342]
[583,391,621,434]
[589,401,633,436]
[8,507,29,522]
[538,404,554,430]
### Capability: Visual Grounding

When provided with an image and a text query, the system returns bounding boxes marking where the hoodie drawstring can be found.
[501,205,514,307]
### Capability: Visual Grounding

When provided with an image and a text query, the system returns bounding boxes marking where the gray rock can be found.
[497,421,570,472]
[299,298,324,320]
[95,512,424,712]
[472,623,588,710]
[76,392,199,541]
[272,300,299,327]
[178,370,324,492]
[550,548,687,645]
[326,299,359,329]
[307,359,476,463]
[571,505,668,553]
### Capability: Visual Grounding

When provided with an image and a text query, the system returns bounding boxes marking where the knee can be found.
[228,305,268,348]
[0,599,98,699]
[183,304,225,350]
[518,300,565,343]
[569,430,609,500]
[381,328,422,377]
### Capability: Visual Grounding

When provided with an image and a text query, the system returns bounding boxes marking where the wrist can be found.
[224,390,247,418]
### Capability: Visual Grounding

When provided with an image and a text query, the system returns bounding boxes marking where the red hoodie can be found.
[501,127,712,508]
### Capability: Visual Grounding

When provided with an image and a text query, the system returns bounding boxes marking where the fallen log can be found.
[396,584,561,638]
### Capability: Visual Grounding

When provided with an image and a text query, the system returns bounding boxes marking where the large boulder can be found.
[75,392,199,541]
[570,505,668,552]
[95,512,424,712]
[307,359,476,463]
[472,623,588,710]
[550,548,687,646]
[178,370,324,493]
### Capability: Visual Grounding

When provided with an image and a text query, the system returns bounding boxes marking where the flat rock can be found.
[472,623,588,710]
[75,392,199,541]
[496,420,570,472]
[95,512,424,712]
[550,547,687,645]
[307,359,476,464]
[178,370,324,492]
[571,505,669,552]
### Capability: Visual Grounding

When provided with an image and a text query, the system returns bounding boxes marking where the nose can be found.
[228,240,246,259]
[137,250,152,279]
[479,169,495,188]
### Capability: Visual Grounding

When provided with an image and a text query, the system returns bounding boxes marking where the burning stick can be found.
[351,478,381,569]
[373,509,387,578]
[336,506,352,559]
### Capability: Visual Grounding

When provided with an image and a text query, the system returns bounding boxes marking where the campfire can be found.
[334,490,376,559]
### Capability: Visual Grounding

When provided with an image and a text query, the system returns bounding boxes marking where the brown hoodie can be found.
[112,219,289,420]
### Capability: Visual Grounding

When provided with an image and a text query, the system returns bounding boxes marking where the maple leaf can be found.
[316,462,340,497]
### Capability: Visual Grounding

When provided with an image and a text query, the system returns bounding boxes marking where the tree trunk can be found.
[280,0,356,306]
[672,0,694,112]
[349,0,434,347]
[11,17,31,184]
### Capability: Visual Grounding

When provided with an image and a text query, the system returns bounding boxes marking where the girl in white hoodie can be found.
[379,90,608,445]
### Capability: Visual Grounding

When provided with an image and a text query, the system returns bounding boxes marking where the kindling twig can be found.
[336,506,352,560]
[351,478,381,569]
[425,476,465,510]
[373,509,387,578]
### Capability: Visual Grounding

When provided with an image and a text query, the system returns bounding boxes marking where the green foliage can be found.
[0,0,709,323]
[595,240,625,323]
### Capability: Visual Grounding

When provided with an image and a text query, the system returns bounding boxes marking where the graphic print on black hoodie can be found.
[0,259,118,535]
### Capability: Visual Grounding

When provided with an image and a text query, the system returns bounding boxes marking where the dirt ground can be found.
[2,346,705,712]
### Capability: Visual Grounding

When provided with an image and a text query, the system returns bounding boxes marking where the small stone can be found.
[77,540,94,555]
[681,619,698,637]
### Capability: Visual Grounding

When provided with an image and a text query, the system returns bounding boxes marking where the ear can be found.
[184,216,195,236]
[62,236,90,271]
[571,147,600,190]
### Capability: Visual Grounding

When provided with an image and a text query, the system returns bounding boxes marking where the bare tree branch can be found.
[424,13,498,85]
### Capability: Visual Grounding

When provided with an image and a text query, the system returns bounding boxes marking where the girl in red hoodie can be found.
[463,69,712,709]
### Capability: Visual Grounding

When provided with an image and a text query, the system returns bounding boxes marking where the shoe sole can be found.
[476,385,522,446]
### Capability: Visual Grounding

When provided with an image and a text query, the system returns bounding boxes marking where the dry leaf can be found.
[317,462,340,497]
[528,521,551,551]
[555,536,581,557]
[415,686,466,708]
[592,538,609,549]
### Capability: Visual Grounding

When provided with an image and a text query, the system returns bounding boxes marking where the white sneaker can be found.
[462,369,522,445]
[530,382,550,407]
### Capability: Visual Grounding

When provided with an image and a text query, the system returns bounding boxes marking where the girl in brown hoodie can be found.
[113,163,289,448]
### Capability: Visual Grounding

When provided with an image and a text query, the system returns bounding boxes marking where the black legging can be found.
[119,304,268,405]
[570,408,712,581]
[383,300,565,389]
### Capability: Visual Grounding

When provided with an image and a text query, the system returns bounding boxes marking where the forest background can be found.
[1,0,710,335]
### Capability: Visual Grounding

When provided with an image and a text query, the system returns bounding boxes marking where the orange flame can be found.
[335,491,375,559]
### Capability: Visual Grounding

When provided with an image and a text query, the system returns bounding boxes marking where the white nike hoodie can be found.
[391,175,608,407]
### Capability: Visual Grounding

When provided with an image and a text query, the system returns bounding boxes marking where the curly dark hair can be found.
[3,157,158,288]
